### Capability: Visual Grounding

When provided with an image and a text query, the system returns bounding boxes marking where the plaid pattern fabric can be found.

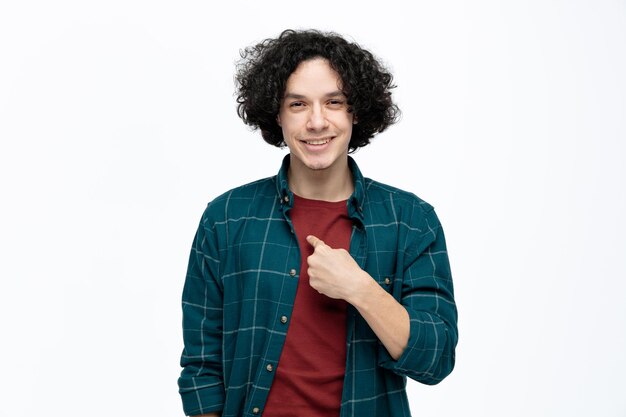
[178,155,458,417]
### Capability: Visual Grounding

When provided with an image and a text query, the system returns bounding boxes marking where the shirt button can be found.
[280,315,288,324]
[384,277,391,285]
[289,268,297,277]
[252,407,260,415]
[266,364,274,372]
[283,195,290,203]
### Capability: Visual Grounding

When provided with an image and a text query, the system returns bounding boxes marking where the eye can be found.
[327,99,345,107]
[289,101,305,108]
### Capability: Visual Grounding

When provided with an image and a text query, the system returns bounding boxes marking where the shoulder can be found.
[363,178,444,252]
[200,176,278,227]
[363,178,436,219]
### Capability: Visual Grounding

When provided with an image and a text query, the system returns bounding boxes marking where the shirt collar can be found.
[276,154,366,222]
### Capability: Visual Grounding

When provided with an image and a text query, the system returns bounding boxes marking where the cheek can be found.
[332,112,354,129]
[279,122,300,146]
[279,115,303,135]
[338,117,354,136]
[276,109,286,127]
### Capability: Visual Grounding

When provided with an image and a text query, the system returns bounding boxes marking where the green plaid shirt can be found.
[178,155,458,417]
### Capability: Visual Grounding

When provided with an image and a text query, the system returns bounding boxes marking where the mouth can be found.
[300,137,334,146]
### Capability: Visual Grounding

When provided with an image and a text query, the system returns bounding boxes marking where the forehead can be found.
[284,58,343,94]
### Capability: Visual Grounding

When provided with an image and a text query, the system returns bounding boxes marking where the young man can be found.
[178,30,458,417]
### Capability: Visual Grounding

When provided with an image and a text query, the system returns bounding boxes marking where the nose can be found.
[306,104,329,131]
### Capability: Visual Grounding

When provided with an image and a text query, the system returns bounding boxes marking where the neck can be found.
[287,156,354,202]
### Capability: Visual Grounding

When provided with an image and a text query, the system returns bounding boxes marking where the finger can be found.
[306,235,325,248]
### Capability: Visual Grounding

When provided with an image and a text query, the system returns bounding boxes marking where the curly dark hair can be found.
[235,29,400,152]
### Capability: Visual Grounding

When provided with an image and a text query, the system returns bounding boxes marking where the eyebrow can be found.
[283,90,346,100]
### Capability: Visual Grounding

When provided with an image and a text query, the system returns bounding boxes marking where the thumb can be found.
[306,235,325,248]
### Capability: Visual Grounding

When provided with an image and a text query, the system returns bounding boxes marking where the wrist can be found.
[348,271,380,310]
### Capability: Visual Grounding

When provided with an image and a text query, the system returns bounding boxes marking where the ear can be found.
[276,114,282,127]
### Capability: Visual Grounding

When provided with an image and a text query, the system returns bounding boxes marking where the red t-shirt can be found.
[263,194,353,416]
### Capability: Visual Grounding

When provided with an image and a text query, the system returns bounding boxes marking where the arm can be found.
[306,208,458,384]
[349,275,410,360]
[305,235,409,359]
[377,209,458,384]
[178,210,225,415]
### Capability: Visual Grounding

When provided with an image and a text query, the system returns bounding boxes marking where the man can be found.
[178,29,458,417]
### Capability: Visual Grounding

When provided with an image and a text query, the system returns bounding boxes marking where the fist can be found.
[305,235,369,302]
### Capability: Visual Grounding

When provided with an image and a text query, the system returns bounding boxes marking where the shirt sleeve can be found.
[178,208,226,415]
[378,207,458,385]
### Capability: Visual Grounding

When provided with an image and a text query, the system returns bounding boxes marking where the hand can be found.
[305,235,371,303]
[306,235,410,359]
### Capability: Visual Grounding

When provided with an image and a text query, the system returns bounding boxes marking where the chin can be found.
[300,155,340,171]
[289,145,348,172]
[306,163,332,171]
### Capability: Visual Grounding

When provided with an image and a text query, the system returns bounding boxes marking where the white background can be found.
[1,1,625,416]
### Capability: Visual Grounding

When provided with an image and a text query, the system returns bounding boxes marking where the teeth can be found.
[305,139,330,145]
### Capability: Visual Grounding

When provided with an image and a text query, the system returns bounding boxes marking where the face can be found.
[277,58,354,173]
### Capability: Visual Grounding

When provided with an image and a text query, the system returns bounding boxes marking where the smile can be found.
[301,137,333,145]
